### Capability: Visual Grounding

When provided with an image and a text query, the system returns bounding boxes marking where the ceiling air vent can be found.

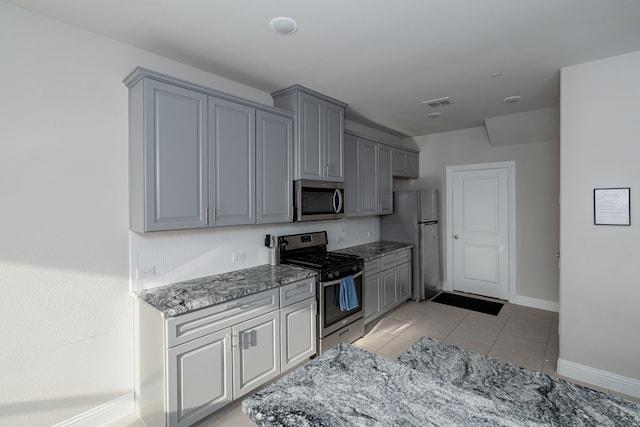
[421,97,455,108]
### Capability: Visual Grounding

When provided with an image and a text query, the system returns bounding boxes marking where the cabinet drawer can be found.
[165,289,279,348]
[364,259,381,277]
[280,277,316,307]
[381,249,412,270]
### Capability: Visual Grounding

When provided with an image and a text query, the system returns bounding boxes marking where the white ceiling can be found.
[6,0,640,137]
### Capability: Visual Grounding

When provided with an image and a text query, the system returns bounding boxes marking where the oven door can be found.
[319,270,364,338]
[295,180,345,222]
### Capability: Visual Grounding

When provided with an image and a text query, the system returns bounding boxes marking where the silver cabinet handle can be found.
[454,235,459,239]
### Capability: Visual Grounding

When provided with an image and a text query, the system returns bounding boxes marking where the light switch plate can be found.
[136,266,156,279]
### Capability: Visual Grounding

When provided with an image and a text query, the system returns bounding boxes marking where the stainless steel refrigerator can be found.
[381,189,441,301]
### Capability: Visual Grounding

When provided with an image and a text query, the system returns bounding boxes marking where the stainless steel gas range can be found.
[278,231,364,354]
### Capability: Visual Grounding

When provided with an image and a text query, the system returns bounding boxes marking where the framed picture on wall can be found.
[594,187,630,226]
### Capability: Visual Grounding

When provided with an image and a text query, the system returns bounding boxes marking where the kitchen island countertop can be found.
[334,240,412,261]
[134,264,317,317]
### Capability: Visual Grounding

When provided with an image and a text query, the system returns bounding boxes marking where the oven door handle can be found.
[322,270,363,288]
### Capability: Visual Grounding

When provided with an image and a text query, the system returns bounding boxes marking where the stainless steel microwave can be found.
[294,180,345,222]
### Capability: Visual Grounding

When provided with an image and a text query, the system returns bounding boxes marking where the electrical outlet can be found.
[136,266,156,279]
[233,252,246,262]
[367,231,373,238]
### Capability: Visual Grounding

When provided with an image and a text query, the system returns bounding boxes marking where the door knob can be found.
[454,235,459,239]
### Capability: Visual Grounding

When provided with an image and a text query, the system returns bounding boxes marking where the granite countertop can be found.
[134,264,317,317]
[242,343,543,426]
[243,340,640,426]
[335,241,413,261]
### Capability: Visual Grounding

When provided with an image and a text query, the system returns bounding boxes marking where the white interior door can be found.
[450,164,512,300]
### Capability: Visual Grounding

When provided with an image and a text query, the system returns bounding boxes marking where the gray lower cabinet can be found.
[343,132,393,216]
[256,110,294,223]
[392,148,420,179]
[272,85,346,182]
[363,249,412,324]
[280,298,317,371]
[167,329,231,427]
[125,68,295,232]
[135,277,316,427]
[364,273,382,323]
[232,311,280,398]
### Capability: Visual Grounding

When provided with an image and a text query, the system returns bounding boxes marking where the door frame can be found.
[445,161,516,302]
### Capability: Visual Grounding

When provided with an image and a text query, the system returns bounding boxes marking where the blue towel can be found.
[338,275,358,311]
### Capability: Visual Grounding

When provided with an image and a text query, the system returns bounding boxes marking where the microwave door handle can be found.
[333,189,343,214]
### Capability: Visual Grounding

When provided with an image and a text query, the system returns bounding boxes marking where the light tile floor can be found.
[109,295,640,426]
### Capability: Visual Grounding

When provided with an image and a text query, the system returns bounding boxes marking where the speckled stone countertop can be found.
[398,337,640,426]
[334,241,413,261]
[134,264,316,317]
[242,343,544,426]
[244,340,640,426]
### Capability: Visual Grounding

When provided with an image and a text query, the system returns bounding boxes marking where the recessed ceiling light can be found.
[503,95,522,104]
[269,17,298,35]
[427,112,442,119]
[490,72,502,78]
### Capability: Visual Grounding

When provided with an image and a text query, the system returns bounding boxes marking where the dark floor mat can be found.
[431,292,503,316]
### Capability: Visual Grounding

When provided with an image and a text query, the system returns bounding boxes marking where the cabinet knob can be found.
[454,235,459,239]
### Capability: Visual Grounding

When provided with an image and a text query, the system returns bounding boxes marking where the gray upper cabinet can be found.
[392,148,420,179]
[272,85,347,182]
[343,134,360,215]
[377,144,393,215]
[361,139,378,215]
[325,102,345,181]
[129,78,209,232]
[343,131,393,216]
[256,110,294,224]
[125,68,295,232]
[209,97,255,227]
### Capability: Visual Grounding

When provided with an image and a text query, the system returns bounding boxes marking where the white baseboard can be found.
[52,393,134,427]
[514,295,559,312]
[557,359,640,398]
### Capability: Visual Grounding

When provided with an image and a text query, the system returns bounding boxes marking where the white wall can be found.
[131,217,379,290]
[559,51,640,387]
[403,126,560,305]
[0,2,279,425]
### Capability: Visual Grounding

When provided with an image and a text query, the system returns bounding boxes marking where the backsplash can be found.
[129,217,380,291]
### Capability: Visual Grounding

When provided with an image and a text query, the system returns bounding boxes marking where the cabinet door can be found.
[364,273,382,324]
[232,311,280,399]
[256,110,293,224]
[360,139,378,215]
[343,134,360,215]
[325,102,344,182]
[280,298,317,372]
[140,79,208,232]
[167,329,232,427]
[397,262,412,302]
[298,92,324,180]
[392,149,407,176]
[381,269,397,311]
[378,144,393,215]
[406,152,419,178]
[209,97,255,226]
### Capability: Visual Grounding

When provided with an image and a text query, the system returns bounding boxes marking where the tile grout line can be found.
[486,306,515,357]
